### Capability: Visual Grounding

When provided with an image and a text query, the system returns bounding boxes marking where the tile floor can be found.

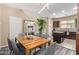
[57,39,76,50]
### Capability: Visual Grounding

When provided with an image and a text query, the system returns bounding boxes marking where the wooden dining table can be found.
[17,35,51,55]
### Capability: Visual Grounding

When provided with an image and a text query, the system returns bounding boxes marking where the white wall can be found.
[0,21,1,49]
[77,4,79,31]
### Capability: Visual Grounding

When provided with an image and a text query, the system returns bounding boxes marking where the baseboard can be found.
[0,45,8,49]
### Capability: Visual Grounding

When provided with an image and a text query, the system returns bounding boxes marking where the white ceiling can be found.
[3,3,77,18]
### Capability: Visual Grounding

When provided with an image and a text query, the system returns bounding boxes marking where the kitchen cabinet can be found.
[53,21,60,28]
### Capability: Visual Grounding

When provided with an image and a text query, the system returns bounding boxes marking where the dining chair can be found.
[11,39,25,55]
[34,43,55,55]
[25,32,27,35]
[15,37,24,51]
[40,34,49,39]
[34,33,40,37]
[43,43,55,55]
[40,34,50,48]
[34,34,50,50]
[18,33,25,37]
[7,38,13,54]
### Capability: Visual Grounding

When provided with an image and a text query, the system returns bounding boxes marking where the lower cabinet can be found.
[66,32,76,40]
[76,34,79,54]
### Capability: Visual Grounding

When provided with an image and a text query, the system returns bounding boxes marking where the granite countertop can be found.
[53,31,64,33]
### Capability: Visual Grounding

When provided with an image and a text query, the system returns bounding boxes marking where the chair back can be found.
[41,34,49,39]
[7,38,13,51]
[34,33,40,36]
[44,44,55,55]
[11,39,20,55]
[34,44,55,55]
[18,33,25,37]
[25,32,27,35]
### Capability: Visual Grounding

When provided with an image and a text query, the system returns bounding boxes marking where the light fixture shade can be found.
[61,10,65,13]
[73,7,78,10]
[53,13,56,16]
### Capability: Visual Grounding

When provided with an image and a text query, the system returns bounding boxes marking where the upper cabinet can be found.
[60,19,76,28]
[53,21,60,28]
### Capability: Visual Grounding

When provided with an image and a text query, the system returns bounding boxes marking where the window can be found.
[60,20,75,28]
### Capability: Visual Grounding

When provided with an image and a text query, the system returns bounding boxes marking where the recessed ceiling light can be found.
[53,13,56,16]
[62,10,65,13]
[73,7,78,10]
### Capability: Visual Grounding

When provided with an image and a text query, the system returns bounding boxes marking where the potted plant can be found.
[37,17,46,34]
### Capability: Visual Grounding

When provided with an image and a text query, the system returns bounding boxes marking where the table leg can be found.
[48,41,51,46]
[25,49,31,55]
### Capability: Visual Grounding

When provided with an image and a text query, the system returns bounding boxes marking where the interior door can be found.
[9,16,22,39]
